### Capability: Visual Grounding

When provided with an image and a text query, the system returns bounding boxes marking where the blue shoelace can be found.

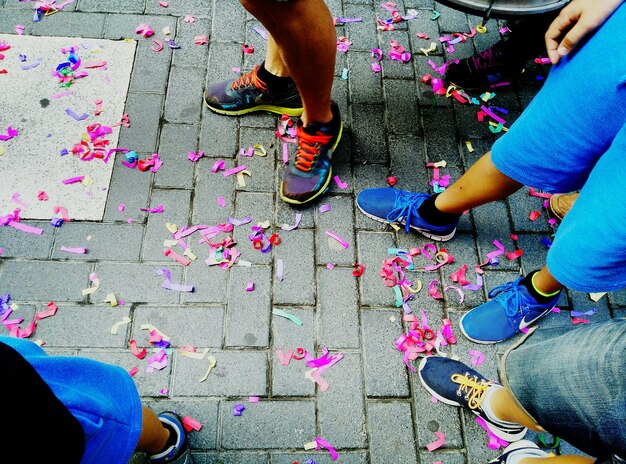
[487,280,527,318]
[386,191,428,233]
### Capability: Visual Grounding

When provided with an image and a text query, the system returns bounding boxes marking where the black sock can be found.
[256,61,295,92]
[520,270,559,304]
[159,423,179,452]
[417,193,461,226]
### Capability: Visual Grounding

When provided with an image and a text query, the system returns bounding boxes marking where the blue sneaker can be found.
[356,188,458,241]
[418,357,527,442]
[460,277,561,344]
[148,411,193,464]
[489,440,549,463]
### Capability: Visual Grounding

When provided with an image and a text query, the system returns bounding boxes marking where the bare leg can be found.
[520,457,594,464]
[136,405,169,454]
[241,0,335,126]
[435,151,523,214]
[489,388,544,431]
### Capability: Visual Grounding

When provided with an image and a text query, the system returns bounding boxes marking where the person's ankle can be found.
[520,271,561,304]
[417,193,461,226]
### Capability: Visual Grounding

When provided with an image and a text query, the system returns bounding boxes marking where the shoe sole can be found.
[204,98,303,117]
[489,440,541,463]
[418,359,527,443]
[279,122,344,205]
[356,204,456,242]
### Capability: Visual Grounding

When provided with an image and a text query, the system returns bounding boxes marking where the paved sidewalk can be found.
[1,0,623,463]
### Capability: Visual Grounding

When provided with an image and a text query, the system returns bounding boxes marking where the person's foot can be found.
[148,411,193,464]
[279,102,343,205]
[489,440,549,463]
[204,64,303,116]
[460,277,561,344]
[356,188,458,241]
[418,356,527,442]
[548,192,579,220]
[444,40,526,90]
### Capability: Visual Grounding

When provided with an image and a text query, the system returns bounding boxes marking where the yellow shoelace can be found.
[451,372,491,410]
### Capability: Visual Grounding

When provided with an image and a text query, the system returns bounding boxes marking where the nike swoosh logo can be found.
[518,307,553,330]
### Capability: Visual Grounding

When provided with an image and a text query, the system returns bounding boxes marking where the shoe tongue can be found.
[302,121,331,136]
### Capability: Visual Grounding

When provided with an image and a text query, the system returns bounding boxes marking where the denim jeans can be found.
[500,320,626,462]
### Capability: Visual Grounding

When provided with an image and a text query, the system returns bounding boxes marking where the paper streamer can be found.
[272,308,303,326]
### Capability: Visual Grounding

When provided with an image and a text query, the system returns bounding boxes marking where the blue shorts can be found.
[490,5,626,292]
[500,320,626,462]
[0,337,143,464]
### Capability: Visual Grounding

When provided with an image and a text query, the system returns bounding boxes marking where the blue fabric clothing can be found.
[500,320,626,461]
[0,336,143,464]
[490,4,626,292]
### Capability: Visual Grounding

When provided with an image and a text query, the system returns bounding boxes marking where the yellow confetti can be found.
[476,25,487,33]
[253,143,267,156]
[198,355,217,383]
[236,169,252,187]
[183,248,197,261]
[590,292,607,302]
[481,92,492,102]
[82,176,93,187]
[110,316,131,335]
[162,26,171,35]
[389,222,401,231]
[165,223,178,234]
[303,441,318,451]
[0,147,5,156]
[465,141,474,153]
[257,220,271,229]
[419,42,437,56]
[163,239,178,247]
[432,160,447,168]
[104,293,118,307]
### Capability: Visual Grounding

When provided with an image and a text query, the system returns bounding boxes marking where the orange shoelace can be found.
[294,124,333,172]
[229,65,268,91]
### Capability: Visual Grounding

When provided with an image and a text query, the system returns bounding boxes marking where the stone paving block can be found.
[118,93,164,153]
[384,79,421,135]
[239,111,275,130]
[353,164,391,231]
[145,0,211,16]
[331,78,350,132]
[362,310,410,396]
[461,408,501,464]
[274,229,316,305]
[608,289,626,308]
[454,103,492,137]
[206,42,242,86]
[210,0,246,43]
[103,160,153,222]
[347,52,383,104]
[317,266,360,349]
[435,2,469,32]
[407,9,442,51]
[52,222,144,261]
[132,305,224,347]
[0,8,36,34]
[78,0,144,14]
[172,350,267,396]
[422,107,460,164]
[517,233,550,275]
[411,373,464,449]
[78,348,171,397]
[271,307,315,396]
[419,450,466,464]
[357,232,396,306]
[95,262,182,304]
[164,66,206,124]
[237,127,277,193]
[199,108,240,158]
[507,189,552,233]
[381,32,415,80]
[181,263,229,304]
[32,12,106,38]
[192,161,236,224]
[345,4,378,51]
[473,201,517,271]
[272,452,367,464]
[155,123,199,189]
[221,400,315,449]
[319,353,367,447]
[315,196,356,266]
[0,222,54,259]
[231,192,273,265]
[35,303,129,347]
[275,198,315,230]
[172,17,210,68]
[0,261,90,302]
[188,453,269,464]
[104,13,176,39]
[143,399,219,451]
[367,401,417,463]
[389,135,430,191]
[129,40,173,94]
[225,265,272,348]
[142,189,192,261]
[351,104,387,164]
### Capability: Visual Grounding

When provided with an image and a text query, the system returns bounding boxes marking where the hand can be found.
[545,0,623,64]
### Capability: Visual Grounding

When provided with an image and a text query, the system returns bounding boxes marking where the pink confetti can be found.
[211,159,225,173]
[0,126,18,141]
[140,204,164,213]
[194,35,208,45]
[476,416,509,449]
[282,142,289,164]
[62,176,85,185]
[182,416,203,432]
[319,204,332,213]
[217,196,226,208]
[468,349,485,366]
[248,396,260,403]
[276,258,284,282]
[8,221,43,235]
[326,263,335,270]
[333,175,348,189]
[246,281,255,292]
[426,431,446,452]
[60,246,87,254]
[276,349,293,366]
[325,230,349,248]
[222,164,247,177]
[184,14,196,23]
[117,203,125,212]
[11,193,28,208]
[315,437,338,461]
[158,0,168,6]
[15,25,25,35]
[128,366,139,377]
[529,211,541,221]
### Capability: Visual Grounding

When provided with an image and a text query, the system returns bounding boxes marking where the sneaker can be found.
[148,411,193,464]
[489,440,549,463]
[460,277,561,344]
[418,356,527,442]
[444,40,526,90]
[356,188,458,241]
[279,102,343,205]
[548,192,579,220]
[203,65,303,116]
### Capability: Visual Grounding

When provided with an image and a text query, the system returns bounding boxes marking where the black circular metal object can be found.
[434,0,570,19]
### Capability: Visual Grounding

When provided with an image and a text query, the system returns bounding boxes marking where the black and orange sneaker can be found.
[280,102,343,205]
[204,64,303,116]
